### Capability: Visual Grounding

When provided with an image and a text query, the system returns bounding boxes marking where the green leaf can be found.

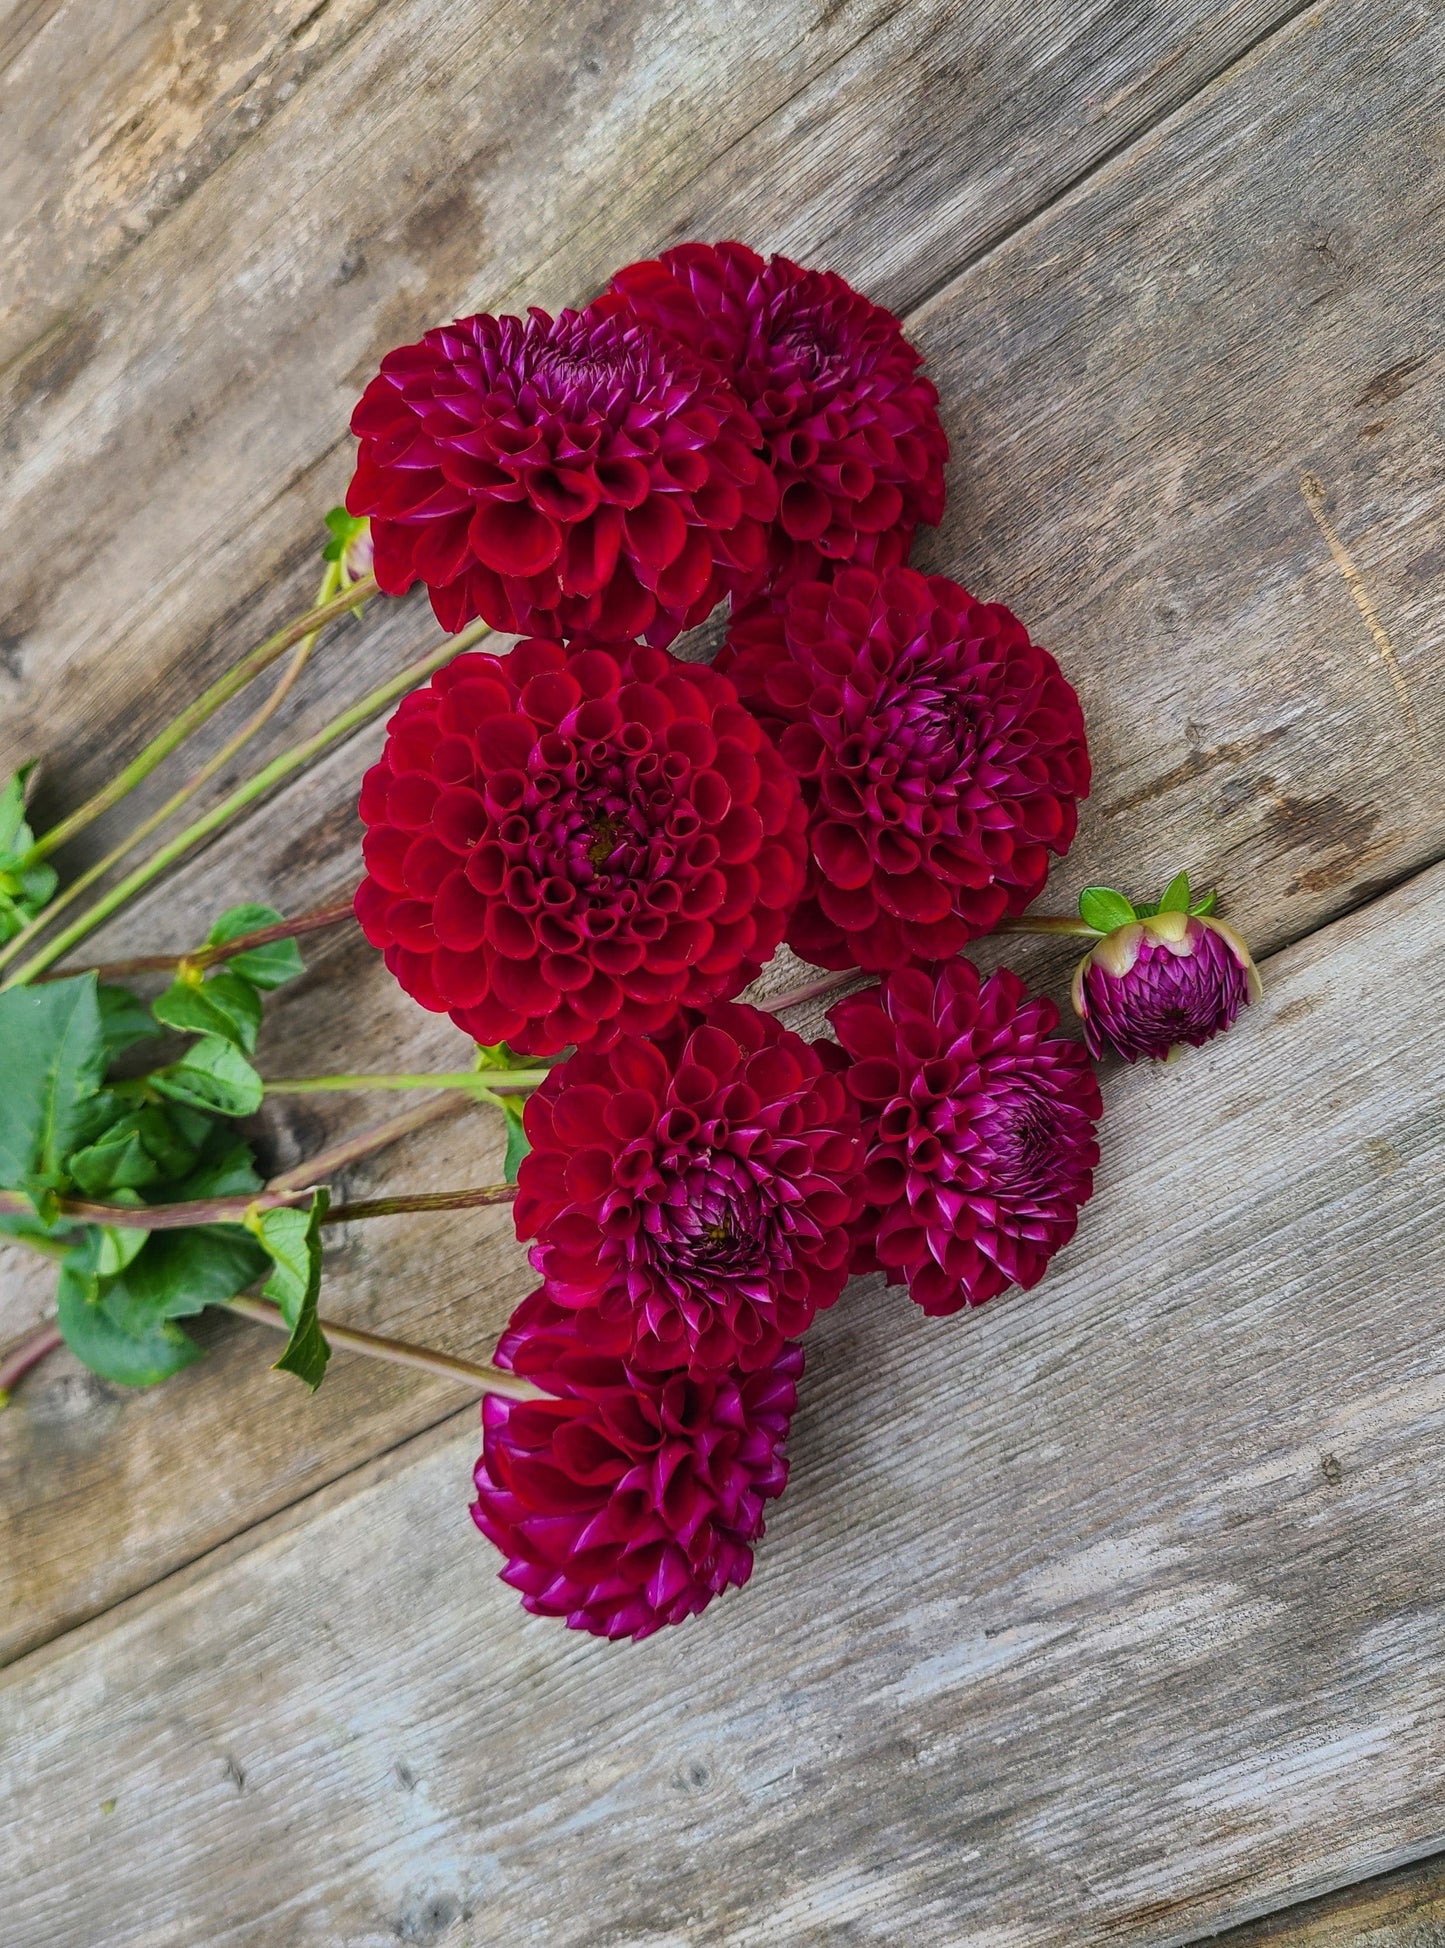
[1157,870,1191,914]
[97,984,158,1057]
[55,1258,202,1388]
[150,1036,263,1118]
[259,1189,331,1390]
[207,903,305,991]
[1077,887,1137,935]
[502,1099,531,1183]
[169,1130,262,1202]
[0,761,36,858]
[322,506,366,565]
[68,1122,167,1196]
[94,1221,150,1278]
[152,969,263,1053]
[0,975,108,1188]
[105,1225,270,1327]
[1190,886,1219,917]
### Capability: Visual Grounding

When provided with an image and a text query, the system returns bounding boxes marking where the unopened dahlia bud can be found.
[1070,876,1260,1063]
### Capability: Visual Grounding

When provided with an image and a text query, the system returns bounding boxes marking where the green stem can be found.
[37,898,357,985]
[20,573,378,869]
[1,619,488,988]
[0,1181,516,1232]
[227,1295,542,1400]
[995,915,1103,939]
[261,1071,549,1096]
[0,564,347,974]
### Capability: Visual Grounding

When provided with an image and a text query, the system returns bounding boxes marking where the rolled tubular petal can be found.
[830,958,1102,1315]
[610,241,948,593]
[512,1000,864,1376]
[347,301,778,646]
[718,566,1090,972]
[472,1308,803,1640]
[354,640,808,1056]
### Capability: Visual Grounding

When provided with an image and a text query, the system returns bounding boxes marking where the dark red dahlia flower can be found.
[609,241,948,591]
[345,301,777,646]
[1072,911,1260,1063]
[830,959,1102,1315]
[512,1001,862,1375]
[472,1307,803,1639]
[353,639,807,1056]
[717,567,1090,973]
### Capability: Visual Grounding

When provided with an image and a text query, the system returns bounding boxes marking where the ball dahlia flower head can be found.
[1070,877,1261,1064]
[718,566,1090,973]
[832,957,1102,1316]
[345,299,778,646]
[472,1300,803,1640]
[609,240,948,592]
[354,637,807,1056]
[513,1000,863,1377]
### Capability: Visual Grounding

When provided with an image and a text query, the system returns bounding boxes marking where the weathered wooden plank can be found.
[0,0,1311,847]
[1207,1852,1445,1944]
[0,0,390,371]
[6,0,1445,1667]
[3,850,1442,1947]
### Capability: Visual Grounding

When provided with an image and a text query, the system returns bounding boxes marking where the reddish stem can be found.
[0,1324,63,1405]
[36,899,358,985]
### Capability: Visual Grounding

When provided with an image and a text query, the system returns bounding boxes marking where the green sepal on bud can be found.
[321,507,373,589]
[1078,871,1219,934]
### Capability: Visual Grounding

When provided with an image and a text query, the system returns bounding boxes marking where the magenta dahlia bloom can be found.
[346,302,777,646]
[513,1001,862,1375]
[354,639,807,1056]
[830,959,1102,1315]
[472,1307,803,1639]
[1073,911,1260,1063]
[717,567,1090,972]
[609,242,947,592]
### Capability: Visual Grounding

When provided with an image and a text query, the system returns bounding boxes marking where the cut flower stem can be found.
[2,619,489,988]
[262,1071,549,1096]
[37,898,358,985]
[228,1295,541,1399]
[20,573,379,871]
[0,1183,517,1232]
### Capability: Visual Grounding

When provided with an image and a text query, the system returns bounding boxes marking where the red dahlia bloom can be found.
[354,640,807,1056]
[512,1001,862,1375]
[472,1310,803,1639]
[609,242,947,592]
[346,302,777,646]
[830,959,1102,1315]
[717,568,1090,972]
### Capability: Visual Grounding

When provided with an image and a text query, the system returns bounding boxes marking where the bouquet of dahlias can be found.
[0,241,1258,1641]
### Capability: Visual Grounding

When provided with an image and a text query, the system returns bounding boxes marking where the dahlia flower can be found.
[513,1001,862,1375]
[717,567,1090,972]
[830,959,1101,1315]
[472,1305,803,1639]
[1072,907,1260,1063]
[609,242,947,591]
[346,301,777,645]
[354,639,807,1056]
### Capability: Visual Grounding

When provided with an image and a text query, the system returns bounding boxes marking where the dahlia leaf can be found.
[93,1217,150,1278]
[502,1100,531,1184]
[258,1189,331,1391]
[1157,870,1191,914]
[103,1225,270,1325]
[67,1123,167,1197]
[150,1036,264,1120]
[152,969,263,1054]
[207,903,305,991]
[97,983,159,1057]
[0,761,36,857]
[0,974,108,1190]
[1077,886,1136,935]
[55,1257,203,1388]
[169,1130,263,1201]
[1190,886,1219,917]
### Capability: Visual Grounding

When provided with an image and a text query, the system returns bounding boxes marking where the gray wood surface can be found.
[3,0,1444,1936]
[4,854,1442,1948]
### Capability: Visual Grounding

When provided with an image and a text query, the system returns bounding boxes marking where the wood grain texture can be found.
[1207,1850,1445,1943]
[3,849,1443,1948]
[5,0,1445,1668]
